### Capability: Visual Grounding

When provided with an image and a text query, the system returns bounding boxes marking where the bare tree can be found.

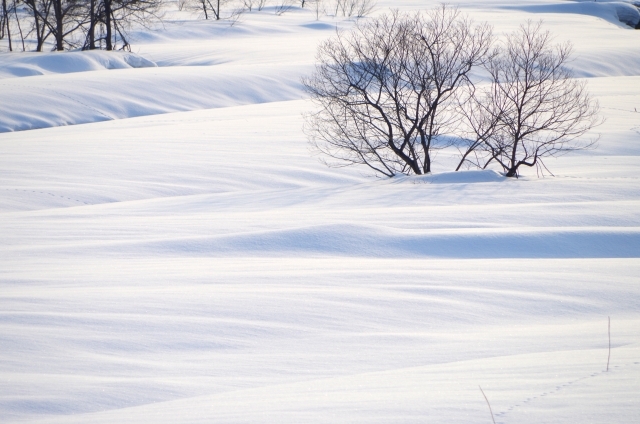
[1,0,28,51]
[23,0,53,51]
[12,0,26,50]
[81,0,161,50]
[186,0,233,20]
[242,0,254,11]
[274,0,293,15]
[303,7,492,177]
[311,0,321,19]
[455,84,504,171]
[325,0,373,17]
[49,0,86,50]
[1,0,13,50]
[461,22,601,177]
[338,0,374,17]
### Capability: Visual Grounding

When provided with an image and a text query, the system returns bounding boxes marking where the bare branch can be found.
[303,6,493,177]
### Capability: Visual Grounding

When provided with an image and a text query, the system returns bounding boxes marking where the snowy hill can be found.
[0,1,639,423]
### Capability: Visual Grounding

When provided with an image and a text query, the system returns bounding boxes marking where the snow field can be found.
[2,257,639,423]
[1,0,640,423]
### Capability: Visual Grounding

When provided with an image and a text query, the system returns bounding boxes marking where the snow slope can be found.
[1,1,640,132]
[1,1,639,423]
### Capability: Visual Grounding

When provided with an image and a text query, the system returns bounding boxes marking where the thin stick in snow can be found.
[607,316,611,372]
[479,385,496,424]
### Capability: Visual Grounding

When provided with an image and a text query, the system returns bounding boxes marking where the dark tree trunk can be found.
[0,0,6,39]
[88,0,95,49]
[52,0,63,50]
[2,0,11,51]
[27,0,47,52]
[104,0,112,50]
[33,3,43,51]
[202,0,208,19]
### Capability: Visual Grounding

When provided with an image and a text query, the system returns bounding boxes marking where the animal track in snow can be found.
[494,359,639,422]
[4,188,89,205]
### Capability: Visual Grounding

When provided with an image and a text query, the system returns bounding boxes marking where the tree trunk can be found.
[31,0,45,52]
[0,0,6,39]
[88,0,95,49]
[104,0,112,50]
[52,0,63,50]
[13,0,25,51]
[2,0,11,51]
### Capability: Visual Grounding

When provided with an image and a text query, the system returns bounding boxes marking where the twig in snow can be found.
[479,385,496,424]
[607,316,611,371]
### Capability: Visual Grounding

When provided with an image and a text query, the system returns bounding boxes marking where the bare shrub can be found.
[458,21,602,177]
[243,0,268,11]
[303,6,492,177]
[274,0,294,15]
[340,0,374,17]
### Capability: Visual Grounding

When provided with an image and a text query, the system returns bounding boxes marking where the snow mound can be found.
[0,66,305,132]
[300,22,335,30]
[97,225,640,259]
[407,170,505,184]
[615,2,640,27]
[502,1,640,28]
[0,50,156,80]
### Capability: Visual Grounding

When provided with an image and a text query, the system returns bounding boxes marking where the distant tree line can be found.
[0,0,375,51]
[0,0,162,50]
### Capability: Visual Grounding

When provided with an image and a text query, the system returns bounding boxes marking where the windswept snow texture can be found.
[1,1,640,424]
[501,0,640,28]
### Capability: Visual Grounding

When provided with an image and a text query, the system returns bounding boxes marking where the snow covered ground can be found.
[1,1,639,423]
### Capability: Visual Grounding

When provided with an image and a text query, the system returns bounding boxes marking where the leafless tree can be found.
[81,0,162,50]
[338,0,374,17]
[186,0,233,20]
[274,0,293,15]
[1,0,29,51]
[311,0,321,19]
[22,0,53,51]
[303,7,493,177]
[460,21,602,177]
[455,83,504,171]
[49,0,86,50]
[324,0,373,17]
[20,0,86,51]
[2,0,27,51]
[1,0,13,50]
[242,0,254,11]
[0,0,7,40]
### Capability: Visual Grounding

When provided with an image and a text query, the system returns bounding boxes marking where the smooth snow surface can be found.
[1,1,639,423]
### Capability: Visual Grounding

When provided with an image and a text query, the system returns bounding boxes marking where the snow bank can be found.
[502,1,640,28]
[404,169,506,184]
[90,224,640,258]
[0,65,305,132]
[1,1,639,133]
[0,50,156,79]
